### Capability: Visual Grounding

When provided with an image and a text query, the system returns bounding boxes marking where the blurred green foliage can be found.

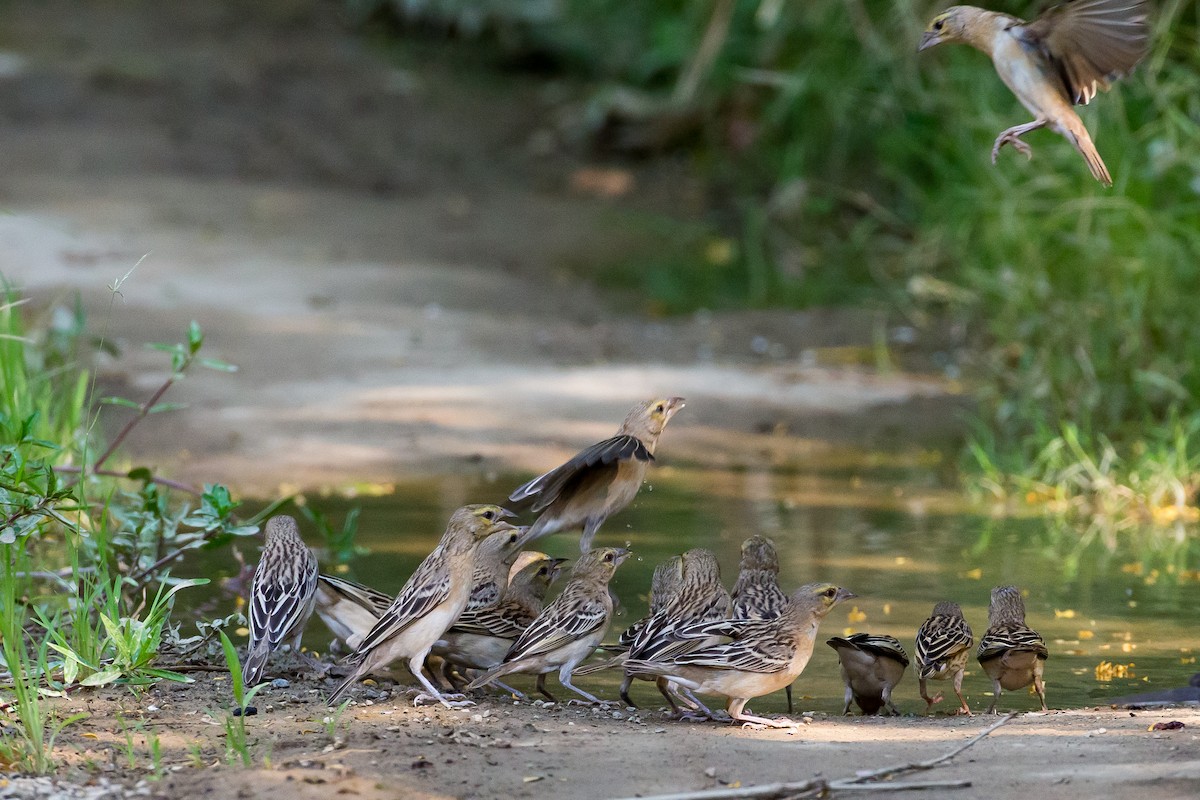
[362,1,1200,518]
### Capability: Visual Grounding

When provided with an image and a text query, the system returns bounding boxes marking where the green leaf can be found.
[198,357,237,372]
[187,321,203,354]
[81,666,123,687]
[147,402,189,414]
[141,668,195,684]
[218,630,245,706]
[99,396,142,409]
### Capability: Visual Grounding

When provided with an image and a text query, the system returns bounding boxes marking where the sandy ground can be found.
[6,2,1195,799]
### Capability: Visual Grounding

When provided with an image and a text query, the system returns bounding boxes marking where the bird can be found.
[510,397,685,552]
[623,583,855,729]
[620,548,732,712]
[242,515,320,686]
[730,535,794,712]
[918,0,1151,185]
[915,601,975,715]
[460,523,528,615]
[466,547,631,703]
[313,573,392,651]
[977,585,1049,713]
[826,634,910,716]
[433,553,568,680]
[326,504,518,708]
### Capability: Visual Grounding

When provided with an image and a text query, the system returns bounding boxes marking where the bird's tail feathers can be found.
[241,640,269,687]
[572,653,627,676]
[326,673,357,706]
[465,662,515,691]
[1064,122,1112,186]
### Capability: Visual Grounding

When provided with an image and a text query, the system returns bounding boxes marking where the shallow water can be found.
[212,459,1200,716]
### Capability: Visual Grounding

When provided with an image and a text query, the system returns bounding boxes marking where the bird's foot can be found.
[413,692,475,709]
[992,132,1033,164]
[955,705,974,717]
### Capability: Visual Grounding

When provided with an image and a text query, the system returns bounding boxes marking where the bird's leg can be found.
[1034,670,1048,712]
[882,686,900,717]
[987,678,1002,715]
[488,678,526,699]
[841,685,853,716]
[579,518,604,554]
[919,677,943,713]
[669,684,724,722]
[558,663,603,704]
[992,118,1046,164]
[536,673,558,702]
[952,669,973,716]
[786,684,794,715]
[656,678,683,713]
[728,698,797,730]
[411,655,476,708]
[619,675,638,708]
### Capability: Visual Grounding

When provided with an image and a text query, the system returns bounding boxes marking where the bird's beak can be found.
[918,31,941,52]
[612,547,632,566]
[550,557,570,568]
[835,587,858,603]
[497,507,517,520]
[664,397,686,419]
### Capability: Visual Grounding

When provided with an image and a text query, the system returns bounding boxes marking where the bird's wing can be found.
[1022,0,1150,104]
[977,623,1050,661]
[671,629,795,674]
[450,600,531,640]
[250,551,319,647]
[351,556,452,658]
[732,578,788,620]
[834,633,911,667]
[916,614,974,666]
[504,588,608,661]
[316,573,393,616]
[617,617,647,650]
[509,434,653,511]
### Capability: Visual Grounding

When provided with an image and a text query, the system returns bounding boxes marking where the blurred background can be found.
[2,0,1199,706]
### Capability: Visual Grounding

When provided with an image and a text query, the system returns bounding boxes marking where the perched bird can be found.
[977,585,1049,713]
[327,505,518,707]
[511,397,685,552]
[915,601,975,715]
[918,0,1151,185]
[242,515,319,686]
[433,553,568,678]
[313,573,392,651]
[730,536,794,712]
[624,583,855,729]
[621,548,732,711]
[826,634,910,716]
[466,547,631,703]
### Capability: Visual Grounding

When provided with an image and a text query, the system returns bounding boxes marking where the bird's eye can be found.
[933,19,944,31]
[604,553,614,562]
[482,509,496,521]
[824,588,837,598]
[654,403,665,414]
[508,533,519,543]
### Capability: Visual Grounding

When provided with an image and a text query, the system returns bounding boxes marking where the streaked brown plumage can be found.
[466,547,631,703]
[313,573,391,651]
[461,524,527,614]
[915,601,975,715]
[624,583,856,728]
[243,515,319,686]
[730,535,794,712]
[977,585,1049,713]
[511,397,685,552]
[919,1,1150,185]
[621,548,732,711]
[326,505,517,708]
[434,554,568,676]
[826,634,910,716]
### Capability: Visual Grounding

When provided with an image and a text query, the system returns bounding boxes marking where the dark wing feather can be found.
[915,614,973,668]
[509,435,653,512]
[829,633,911,667]
[977,623,1049,661]
[316,573,392,616]
[671,629,795,674]
[1022,0,1150,105]
[504,586,609,661]
[351,556,452,659]
[450,600,532,640]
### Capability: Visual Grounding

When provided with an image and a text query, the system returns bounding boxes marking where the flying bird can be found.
[919,0,1151,185]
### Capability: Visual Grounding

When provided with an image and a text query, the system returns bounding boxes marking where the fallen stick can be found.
[612,714,1014,800]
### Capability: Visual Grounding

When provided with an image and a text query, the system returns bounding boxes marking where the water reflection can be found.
[209,463,1199,714]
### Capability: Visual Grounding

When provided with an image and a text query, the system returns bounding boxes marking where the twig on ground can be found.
[612,714,1015,800]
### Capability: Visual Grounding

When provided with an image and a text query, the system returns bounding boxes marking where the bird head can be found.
[649,555,685,609]
[918,7,969,52]
[625,396,686,438]
[510,553,568,595]
[681,547,722,587]
[738,535,780,574]
[988,585,1028,626]
[450,504,518,543]
[789,582,856,618]
[263,514,302,545]
[574,546,631,581]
